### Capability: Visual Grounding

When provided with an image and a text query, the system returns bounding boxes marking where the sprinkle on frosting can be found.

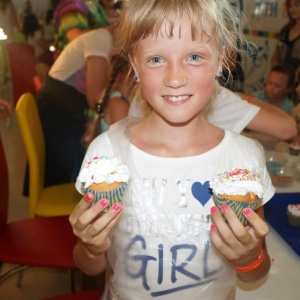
[78,156,130,188]
[209,168,264,197]
[287,204,300,217]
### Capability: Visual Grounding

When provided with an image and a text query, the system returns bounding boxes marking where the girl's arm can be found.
[69,193,123,276]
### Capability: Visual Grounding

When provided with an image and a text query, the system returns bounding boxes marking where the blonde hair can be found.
[113,0,247,116]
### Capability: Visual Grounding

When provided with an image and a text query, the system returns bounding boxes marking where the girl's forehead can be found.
[146,13,212,42]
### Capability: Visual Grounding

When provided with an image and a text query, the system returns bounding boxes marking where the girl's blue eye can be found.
[149,57,162,63]
[188,54,201,61]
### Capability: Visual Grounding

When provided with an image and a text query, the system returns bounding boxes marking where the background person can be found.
[253,65,294,115]
[34,27,112,188]
[271,0,300,74]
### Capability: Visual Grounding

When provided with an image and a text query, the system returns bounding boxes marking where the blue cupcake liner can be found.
[84,182,128,209]
[213,194,261,225]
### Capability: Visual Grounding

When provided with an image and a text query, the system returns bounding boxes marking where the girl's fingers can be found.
[210,224,236,259]
[81,204,124,254]
[219,204,253,245]
[86,203,123,237]
[69,193,94,225]
[242,207,269,239]
[70,193,108,230]
[211,205,244,249]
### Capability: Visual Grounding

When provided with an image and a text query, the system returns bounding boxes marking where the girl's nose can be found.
[163,64,188,88]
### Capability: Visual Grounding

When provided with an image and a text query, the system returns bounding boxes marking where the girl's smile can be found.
[162,94,191,105]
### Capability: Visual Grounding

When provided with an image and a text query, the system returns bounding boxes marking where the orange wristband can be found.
[234,249,265,273]
[246,96,254,103]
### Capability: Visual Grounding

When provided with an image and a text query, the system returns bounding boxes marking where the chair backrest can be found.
[6,42,36,107]
[0,133,9,231]
[15,93,45,218]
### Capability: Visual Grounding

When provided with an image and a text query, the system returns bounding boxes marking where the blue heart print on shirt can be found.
[191,181,212,206]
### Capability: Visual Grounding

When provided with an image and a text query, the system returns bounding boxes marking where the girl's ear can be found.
[128,55,140,82]
[215,48,225,77]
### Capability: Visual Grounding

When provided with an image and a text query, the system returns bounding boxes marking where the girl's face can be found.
[265,71,291,102]
[130,14,223,125]
[287,0,300,20]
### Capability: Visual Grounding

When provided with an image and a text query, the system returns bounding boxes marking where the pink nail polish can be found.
[85,193,93,201]
[210,224,217,230]
[221,204,228,213]
[211,206,218,214]
[112,203,121,211]
[99,199,108,207]
[243,208,251,216]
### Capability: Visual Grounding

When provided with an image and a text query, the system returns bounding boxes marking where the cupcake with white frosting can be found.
[210,168,263,225]
[287,204,300,227]
[78,156,129,209]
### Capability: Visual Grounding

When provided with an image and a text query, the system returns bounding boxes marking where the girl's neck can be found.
[130,113,224,157]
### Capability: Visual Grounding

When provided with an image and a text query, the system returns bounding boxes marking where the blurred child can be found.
[70,1,274,299]
[253,65,294,114]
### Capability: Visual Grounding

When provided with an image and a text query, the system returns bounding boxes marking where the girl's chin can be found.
[158,112,200,126]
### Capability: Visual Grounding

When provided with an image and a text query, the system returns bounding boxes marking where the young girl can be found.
[70,1,275,299]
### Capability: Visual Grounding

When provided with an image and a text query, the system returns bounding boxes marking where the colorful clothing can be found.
[253,90,294,115]
[53,0,109,53]
[76,117,275,300]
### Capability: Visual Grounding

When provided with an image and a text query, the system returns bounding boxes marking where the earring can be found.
[219,70,223,75]
[134,75,139,82]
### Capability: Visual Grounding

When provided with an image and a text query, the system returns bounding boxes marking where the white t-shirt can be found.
[76,117,275,300]
[128,87,260,134]
[49,28,112,95]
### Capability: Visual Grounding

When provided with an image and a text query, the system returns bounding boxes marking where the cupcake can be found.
[288,142,300,156]
[78,156,130,209]
[287,204,300,227]
[209,168,263,225]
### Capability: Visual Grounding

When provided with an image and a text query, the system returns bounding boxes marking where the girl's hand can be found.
[69,192,123,256]
[210,204,269,268]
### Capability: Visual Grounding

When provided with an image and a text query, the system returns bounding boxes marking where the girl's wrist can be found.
[234,248,265,273]
[79,240,105,258]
